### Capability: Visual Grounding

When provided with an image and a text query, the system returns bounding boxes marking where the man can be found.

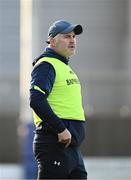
[30,20,87,179]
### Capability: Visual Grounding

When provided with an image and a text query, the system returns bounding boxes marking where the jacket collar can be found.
[33,47,69,66]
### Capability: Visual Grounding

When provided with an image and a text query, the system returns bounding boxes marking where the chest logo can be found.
[66,78,80,85]
[69,70,74,74]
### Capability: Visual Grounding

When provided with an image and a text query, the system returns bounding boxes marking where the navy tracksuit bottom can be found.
[33,143,87,179]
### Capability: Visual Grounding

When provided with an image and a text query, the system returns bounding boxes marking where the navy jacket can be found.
[30,47,86,146]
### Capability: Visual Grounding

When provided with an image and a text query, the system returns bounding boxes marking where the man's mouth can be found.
[68,45,75,49]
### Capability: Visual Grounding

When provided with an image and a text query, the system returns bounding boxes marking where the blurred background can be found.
[0,0,131,179]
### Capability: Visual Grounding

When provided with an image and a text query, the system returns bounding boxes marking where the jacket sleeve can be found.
[29,62,66,133]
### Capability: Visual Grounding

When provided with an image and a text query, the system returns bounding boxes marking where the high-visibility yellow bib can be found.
[33,57,85,127]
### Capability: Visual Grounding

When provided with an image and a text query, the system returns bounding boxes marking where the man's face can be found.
[51,31,76,58]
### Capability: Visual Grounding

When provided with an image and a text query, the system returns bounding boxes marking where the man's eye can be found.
[64,35,75,39]
[65,35,69,38]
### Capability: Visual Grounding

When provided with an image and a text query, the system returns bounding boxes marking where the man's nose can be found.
[70,37,75,43]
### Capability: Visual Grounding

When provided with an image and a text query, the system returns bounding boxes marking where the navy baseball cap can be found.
[48,20,83,38]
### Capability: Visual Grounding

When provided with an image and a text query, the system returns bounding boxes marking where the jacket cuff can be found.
[50,116,66,134]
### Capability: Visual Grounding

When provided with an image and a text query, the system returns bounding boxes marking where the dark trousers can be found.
[33,143,87,179]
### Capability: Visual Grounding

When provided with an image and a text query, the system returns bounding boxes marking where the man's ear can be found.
[49,37,56,47]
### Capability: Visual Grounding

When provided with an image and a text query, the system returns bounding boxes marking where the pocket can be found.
[68,121,85,146]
